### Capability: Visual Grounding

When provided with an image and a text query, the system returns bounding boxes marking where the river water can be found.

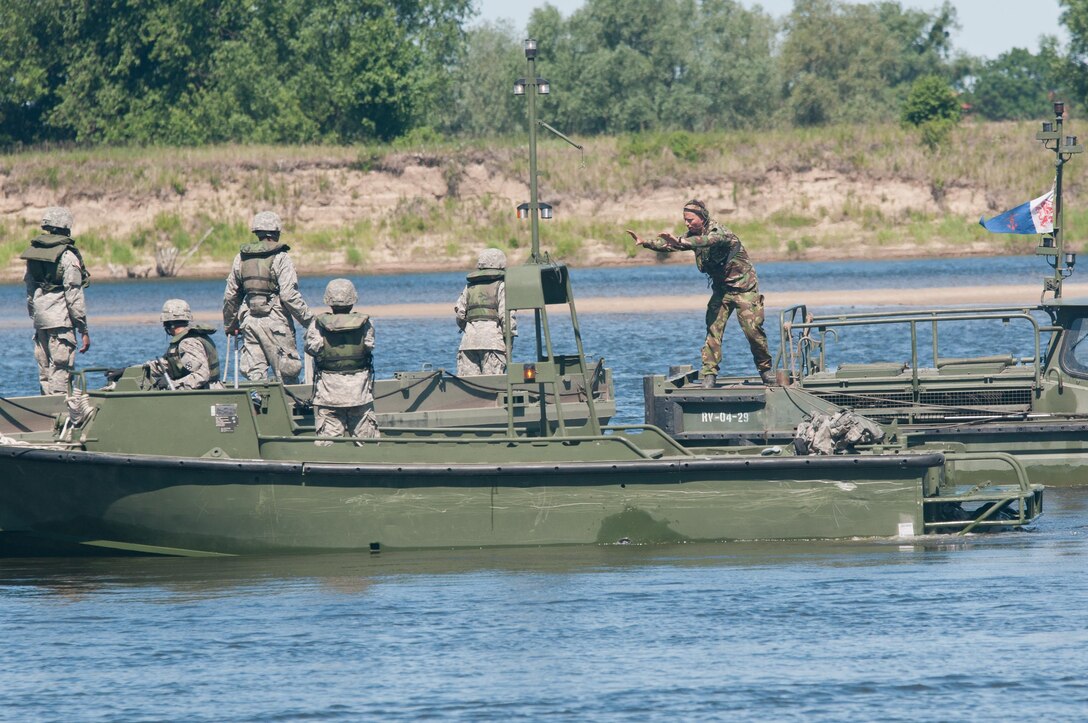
[2,256,1087,719]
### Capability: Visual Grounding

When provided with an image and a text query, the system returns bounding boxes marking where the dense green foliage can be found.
[902,76,961,126]
[0,0,472,145]
[2,0,1086,146]
[968,44,1066,121]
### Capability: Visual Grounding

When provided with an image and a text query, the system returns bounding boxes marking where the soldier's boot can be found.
[760,370,776,386]
[702,373,717,389]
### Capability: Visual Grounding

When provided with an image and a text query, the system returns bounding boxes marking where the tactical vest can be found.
[314,313,372,373]
[464,269,503,323]
[692,223,736,278]
[239,241,288,315]
[165,325,221,386]
[20,234,90,293]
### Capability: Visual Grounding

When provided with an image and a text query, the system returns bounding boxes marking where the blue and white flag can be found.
[979,188,1055,234]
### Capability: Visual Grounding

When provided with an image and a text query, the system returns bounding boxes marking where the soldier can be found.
[21,206,91,395]
[454,248,516,376]
[304,278,379,445]
[144,299,223,390]
[627,198,773,388]
[222,211,312,384]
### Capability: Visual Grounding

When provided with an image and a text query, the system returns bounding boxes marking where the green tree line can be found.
[2,0,1087,147]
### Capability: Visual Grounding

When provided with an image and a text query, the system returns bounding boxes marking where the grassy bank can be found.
[0,119,1082,278]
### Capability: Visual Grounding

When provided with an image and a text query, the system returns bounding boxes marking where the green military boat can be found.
[0,262,1042,555]
[0,40,1045,556]
[645,102,1088,486]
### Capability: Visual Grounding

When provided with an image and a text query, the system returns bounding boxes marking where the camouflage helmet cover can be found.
[324,278,358,306]
[42,206,74,230]
[250,211,282,233]
[160,298,193,323]
[477,247,507,270]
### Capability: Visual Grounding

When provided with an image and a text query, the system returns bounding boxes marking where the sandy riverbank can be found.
[7,283,1077,329]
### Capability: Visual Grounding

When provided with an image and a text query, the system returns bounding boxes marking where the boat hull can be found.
[0,446,937,555]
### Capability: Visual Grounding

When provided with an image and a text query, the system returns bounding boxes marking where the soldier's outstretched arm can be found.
[680,227,738,251]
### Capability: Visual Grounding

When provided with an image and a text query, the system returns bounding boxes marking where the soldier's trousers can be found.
[33,328,76,395]
[314,404,380,446]
[240,315,303,385]
[457,349,506,376]
[701,289,772,376]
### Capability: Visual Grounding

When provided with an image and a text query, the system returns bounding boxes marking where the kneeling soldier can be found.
[145,299,222,390]
[304,279,378,445]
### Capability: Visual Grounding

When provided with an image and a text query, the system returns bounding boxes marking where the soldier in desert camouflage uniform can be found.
[222,211,312,384]
[144,299,223,390]
[21,207,91,395]
[304,279,379,445]
[454,248,516,376]
[628,199,773,388]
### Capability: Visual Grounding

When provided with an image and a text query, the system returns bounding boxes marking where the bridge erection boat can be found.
[0,262,1042,556]
[0,40,1044,556]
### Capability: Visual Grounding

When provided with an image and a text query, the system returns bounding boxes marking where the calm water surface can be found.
[2,257,1086,719]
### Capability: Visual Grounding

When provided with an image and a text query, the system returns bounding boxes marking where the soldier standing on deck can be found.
[454,248,516,376]
[304,279,379,445]
[21,207,91,395]
[627,198,773,388]
[222,211,313,384]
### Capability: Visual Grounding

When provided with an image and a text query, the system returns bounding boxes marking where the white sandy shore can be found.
[7,283,1081,329]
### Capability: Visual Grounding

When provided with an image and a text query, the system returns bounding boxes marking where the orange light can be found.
[523,363,537,382]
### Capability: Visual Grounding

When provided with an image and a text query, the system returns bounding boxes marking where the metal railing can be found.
[776,305,1052,393]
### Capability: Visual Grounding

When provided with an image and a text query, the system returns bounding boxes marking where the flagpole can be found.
[1055,102,1066,299]
[1035,101,1082,299]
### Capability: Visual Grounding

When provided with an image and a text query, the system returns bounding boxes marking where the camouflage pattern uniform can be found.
[145,332,223,390]
[145,300,223,390]
[454,248,515,376]
[222,213,312,384]
[304,279,379,446]
[21,208,90,395]
[642,221,772,378]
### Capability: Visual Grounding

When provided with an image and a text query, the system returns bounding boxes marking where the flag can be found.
[979,188,1055,234]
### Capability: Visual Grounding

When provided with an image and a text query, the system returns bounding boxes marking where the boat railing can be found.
[776,305,1050,392]
[922,451,1042,535]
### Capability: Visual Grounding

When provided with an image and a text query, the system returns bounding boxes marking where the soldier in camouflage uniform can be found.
[143,299,223,390]
[628,199,773,388]
[454,248,516,376]
[222,211,312,384]
[304,279,379,445]
[21,207,91,395]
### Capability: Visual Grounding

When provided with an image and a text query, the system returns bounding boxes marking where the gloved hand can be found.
[152,375,171,391]
[105,367,127,382]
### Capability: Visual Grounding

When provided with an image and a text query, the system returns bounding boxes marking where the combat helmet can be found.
[250,211,282,234]
[160,299,193,323]
[324,278,358,306]
[42,206,74,231]
[477,248,507,270]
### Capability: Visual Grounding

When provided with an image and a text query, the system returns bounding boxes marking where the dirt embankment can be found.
[0,147,1030,282]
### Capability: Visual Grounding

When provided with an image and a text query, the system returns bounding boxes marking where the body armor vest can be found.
[239,241,288,315]
[166,325,221,385]
[464,269,503,323]
[315,313,372,373]
[21,234,89,293]
[692,223,735,279]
